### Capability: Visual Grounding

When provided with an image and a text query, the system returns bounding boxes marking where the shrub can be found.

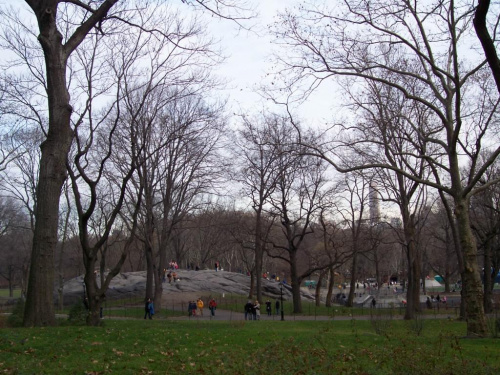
[7,299,24,327]
[408,314,424,336]
[67,300,88,325]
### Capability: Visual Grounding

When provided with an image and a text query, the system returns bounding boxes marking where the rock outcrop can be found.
[60,270,315,305]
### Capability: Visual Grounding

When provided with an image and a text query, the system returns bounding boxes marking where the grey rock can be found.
[59,270,315,305]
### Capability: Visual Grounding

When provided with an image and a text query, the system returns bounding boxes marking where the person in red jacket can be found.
[209,298,217,316]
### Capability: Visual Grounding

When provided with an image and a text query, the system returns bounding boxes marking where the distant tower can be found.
[369,182,380,225]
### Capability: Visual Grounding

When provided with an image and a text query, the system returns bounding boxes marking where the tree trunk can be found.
[325,267,335,307]
[455,200,487,337]
[153,266,164,312]
[23,10,74,326]
[404,236,422,320]
[8,265,14,298]
[289,251,302,313]
[254,211,263,304]
[315,270,326,307]
[374,251,381,290]
[248,270,255,300]
[145,244,154,299]
[84,259,104,326]
[346,253,357,307]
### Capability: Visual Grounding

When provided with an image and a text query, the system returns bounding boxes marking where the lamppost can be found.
[280,282,284,321]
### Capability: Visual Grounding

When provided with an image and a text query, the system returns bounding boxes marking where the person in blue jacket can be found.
[144,298,154,319]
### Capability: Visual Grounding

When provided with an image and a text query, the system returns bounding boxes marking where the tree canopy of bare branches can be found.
[270,0,500,336]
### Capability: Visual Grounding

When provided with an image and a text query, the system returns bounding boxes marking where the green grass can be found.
[0,289,21,299]
[0,317,498,374]
[103,307,185,319]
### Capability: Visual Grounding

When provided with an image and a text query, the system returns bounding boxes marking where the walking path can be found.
[162,308,456,322]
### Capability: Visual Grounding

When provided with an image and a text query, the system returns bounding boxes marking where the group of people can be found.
[166,270,178,283]
[145,296,282,320]
[426,294,448,309]
[188,298,218,317]
[244,299,281,320]
[244,300,261,320]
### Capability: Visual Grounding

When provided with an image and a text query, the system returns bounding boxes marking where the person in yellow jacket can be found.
[197,298,204,316]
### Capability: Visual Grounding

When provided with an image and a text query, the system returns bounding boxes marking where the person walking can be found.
[275,299,280,316]
[188,301,197,317]
[144,298,154,319]
[244,300,253,320]
[265,300,272,316]
[254,300,261,320]
[209,298,217,316]
[197,298,204,316]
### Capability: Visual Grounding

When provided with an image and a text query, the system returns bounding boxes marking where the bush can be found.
[408,314,425,336]
[485,316,500,338]
[67,300,88,325]
[7,299,25,327]
[370,308,393,336]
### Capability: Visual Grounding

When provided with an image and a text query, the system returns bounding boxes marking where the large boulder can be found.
[59,270,314,305]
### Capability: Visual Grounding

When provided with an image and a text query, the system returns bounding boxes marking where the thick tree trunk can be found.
[23,12,73,326]
[23,109,71,327]
[83,259,105,326]
[455,200,487,337]
[404,237,422,320]
[405,249,422,319]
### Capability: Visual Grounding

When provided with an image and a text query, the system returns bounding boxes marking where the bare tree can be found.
[271,0,500,336]
[0,198,31,297]
[334,172,374,308]
[0,0,253,327]
[67,84,142,326]
[351,80,434,318]
[132,89,227,310]
[234,113,283,303]
[263,120,331,313]
[316,208,349,307]
[425,202,460,293]
[469,155,500,313]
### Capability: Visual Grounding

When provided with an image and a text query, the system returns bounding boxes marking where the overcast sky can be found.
[202,0,338,128]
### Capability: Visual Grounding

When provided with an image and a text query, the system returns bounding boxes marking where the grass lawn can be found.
[0,317,498,374]
[0,289,21,299]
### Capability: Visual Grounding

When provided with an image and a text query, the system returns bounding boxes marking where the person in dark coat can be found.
[244,300,253,320]
[144,298,154,319]
[265,300,272,316]
[188,301,197,317]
